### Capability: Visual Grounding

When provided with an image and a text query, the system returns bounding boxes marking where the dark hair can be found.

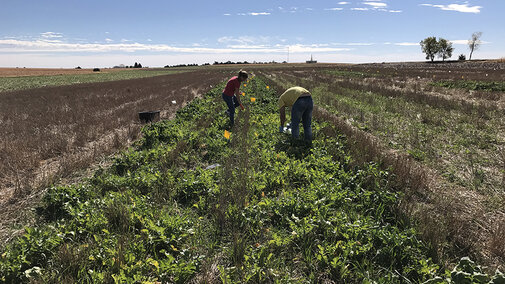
[238,70,248,80]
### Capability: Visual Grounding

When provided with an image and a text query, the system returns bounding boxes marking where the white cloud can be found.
[450,39,489,45]
[277,6,300,13]
[351,7,369,11]
[325,8,344,11]
[105,38,113,43]
[451,40,468,45]
[286,44,351,53]
[388,10,402,13]
[249,12,271,16]
[363,2,388,8]
[236,12,271,16]
[420,3,482,13]
[6,50,503,68]
[40,32,63,39]
[387,41,476,46]
[394,42,419,46]
[228,44,270,49]
[333,42,375,46]
[0,39,352,55]
[217,36,271,45]
[223,13,231,16]
[338,2,350,4]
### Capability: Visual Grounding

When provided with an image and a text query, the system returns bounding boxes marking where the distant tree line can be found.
[420,32,482,62]
[112,60,292,69]
[212,60,285,65]
[213,61,251,65]
[163,60,288,68]
[164,63,199,68]
[112,62,144,68]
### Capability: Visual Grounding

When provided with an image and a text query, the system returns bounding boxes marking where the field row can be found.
[265,69,505,194]
[0,70,228,241]
[0,69,186,93]
[260,68,505,271]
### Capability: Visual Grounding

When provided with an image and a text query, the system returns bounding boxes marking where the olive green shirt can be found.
[278,86,310,108]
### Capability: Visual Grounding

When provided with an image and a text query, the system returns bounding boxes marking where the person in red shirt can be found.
[222,70,248,127]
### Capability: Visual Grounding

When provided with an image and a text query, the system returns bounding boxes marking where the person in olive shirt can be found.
[278,86,313,141]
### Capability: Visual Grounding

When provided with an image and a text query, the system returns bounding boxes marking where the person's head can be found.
[238,70,248,82]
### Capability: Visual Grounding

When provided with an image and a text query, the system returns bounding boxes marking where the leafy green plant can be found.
[432,80,505,92]
[423,257,505,284]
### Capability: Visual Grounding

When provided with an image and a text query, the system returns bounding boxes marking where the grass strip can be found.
[0,69,186,93]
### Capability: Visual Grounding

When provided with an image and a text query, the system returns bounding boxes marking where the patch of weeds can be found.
[432,80,505,92]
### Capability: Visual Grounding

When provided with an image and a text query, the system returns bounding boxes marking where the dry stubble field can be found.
[0,68,104,77]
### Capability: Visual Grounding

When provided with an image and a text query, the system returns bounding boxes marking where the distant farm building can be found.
[306,55,317,64]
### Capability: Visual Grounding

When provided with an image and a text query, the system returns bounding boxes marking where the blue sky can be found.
[1,0,503,67]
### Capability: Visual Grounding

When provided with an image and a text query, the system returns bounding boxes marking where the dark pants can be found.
[222,93,240,126]
[291,96,313,141]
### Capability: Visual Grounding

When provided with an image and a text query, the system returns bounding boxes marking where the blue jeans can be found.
[222,93,240,126]
[291,96,313,141]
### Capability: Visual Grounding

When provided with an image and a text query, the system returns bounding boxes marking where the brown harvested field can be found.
[0,69,231,242]
[0,67,125,77]
[349,60,505,81]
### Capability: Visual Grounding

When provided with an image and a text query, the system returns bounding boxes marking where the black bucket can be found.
[138,110,160,123]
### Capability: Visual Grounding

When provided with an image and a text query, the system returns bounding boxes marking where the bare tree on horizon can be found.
[468,32,482,60]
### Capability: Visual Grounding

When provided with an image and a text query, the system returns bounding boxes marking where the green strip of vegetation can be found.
[2,77,500,283]
[272,73,504,194]
[0,69,186,93]
[432,80,505,92]
[324,69,380,78]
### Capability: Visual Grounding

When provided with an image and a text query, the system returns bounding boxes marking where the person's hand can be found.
[279,126,284,133]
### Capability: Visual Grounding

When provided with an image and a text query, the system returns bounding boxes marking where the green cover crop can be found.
[2,76,489,283]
